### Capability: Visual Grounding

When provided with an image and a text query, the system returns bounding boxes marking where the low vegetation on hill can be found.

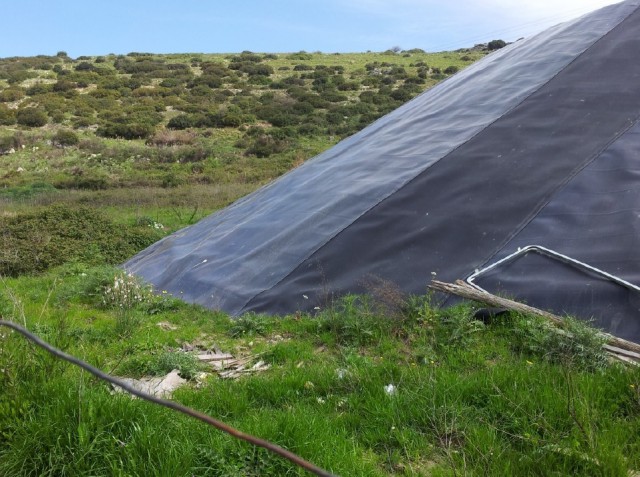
[0,48,484,197]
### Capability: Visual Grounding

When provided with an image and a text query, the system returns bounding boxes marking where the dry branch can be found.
[429,279,640,358]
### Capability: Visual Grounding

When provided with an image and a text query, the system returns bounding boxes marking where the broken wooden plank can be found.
[603,344,640,360]
[197,352,234,362]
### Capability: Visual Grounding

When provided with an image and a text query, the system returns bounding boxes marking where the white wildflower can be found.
[384,384,397,396]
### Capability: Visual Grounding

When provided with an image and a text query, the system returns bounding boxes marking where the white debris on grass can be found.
[113,369,186,398]
[384,384,397,396]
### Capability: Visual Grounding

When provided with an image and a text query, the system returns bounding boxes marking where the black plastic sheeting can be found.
[127,0,640,341]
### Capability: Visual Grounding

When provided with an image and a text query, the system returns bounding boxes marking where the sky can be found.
[0,0,624,58]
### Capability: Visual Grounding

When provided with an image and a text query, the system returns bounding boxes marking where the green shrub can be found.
[52,129,79,147]
[161,172,185,188]
[25,83,53,95]
[0,88,25,102]
[229,313,268,337]
[52,79,76,92]
[74,62,95,72]
[0,104,16,125]
[317,295,387,346]
[96,122,154,139]
[287,51,313,60]
[0,182,57,201]
[488,39,507,50]
[244,133,289,158]
[55,176,109,190]
[0,132,24,152]
[167,114,194,130]
[510,314,608,371]
[16,108,48,127]
[0,206,159,276]
[146,129,196,146]
[72,117,93,128]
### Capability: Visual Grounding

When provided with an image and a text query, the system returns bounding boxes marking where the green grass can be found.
[1,266,639,476]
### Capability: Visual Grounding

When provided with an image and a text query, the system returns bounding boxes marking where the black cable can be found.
[0,319,337,477]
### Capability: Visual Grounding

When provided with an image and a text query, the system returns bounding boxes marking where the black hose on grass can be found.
[0,319,337,477]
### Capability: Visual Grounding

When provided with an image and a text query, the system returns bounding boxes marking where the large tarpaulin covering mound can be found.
[126,0,640,342]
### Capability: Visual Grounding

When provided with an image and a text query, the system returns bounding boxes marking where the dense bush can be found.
[0,88,25,102]
[229,62,274,77]
[5,70,36,84]
[0,206,159,276]
[243,133,289,157]
[0,131,25,153]
[74,61,96,71]
[229,51,263,63]
[52,129,79,147]
[38,93,68,115]
[488,39,507,50]
[0,104,16,125]
[97,122,155,139]
[287,51,313,60]
[114,57,168,74]
[16,107,48,127]
[167,114,193,130]
[146,129,197,147]
[188,74,223,89]
[25,83,53,96]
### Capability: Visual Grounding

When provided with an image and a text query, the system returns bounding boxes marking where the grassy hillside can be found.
[0,49,484,225]
[2,47,640,476]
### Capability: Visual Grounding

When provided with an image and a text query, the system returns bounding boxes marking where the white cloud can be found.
[337,0,622,50]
